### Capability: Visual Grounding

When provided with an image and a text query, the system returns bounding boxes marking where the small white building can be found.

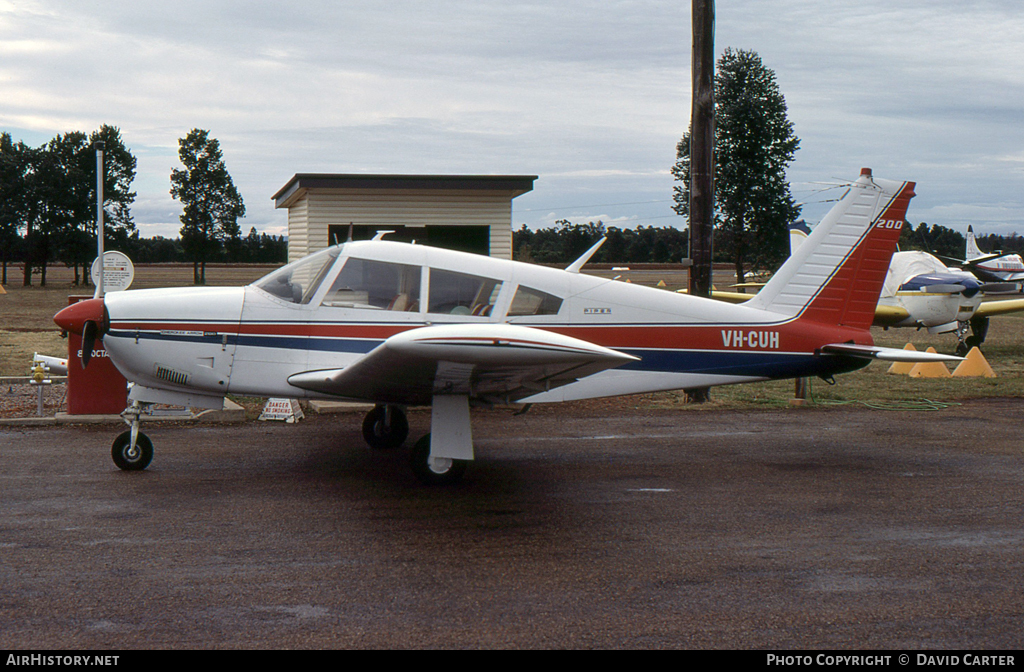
[272,173,537,261]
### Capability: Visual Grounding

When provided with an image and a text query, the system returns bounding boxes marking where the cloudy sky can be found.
[2,0,1022,241]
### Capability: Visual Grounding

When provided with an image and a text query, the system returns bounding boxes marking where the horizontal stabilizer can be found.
[820,343,962,363]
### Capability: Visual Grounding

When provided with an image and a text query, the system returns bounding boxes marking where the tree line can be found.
[1,126,136,286]
[1,126,284,287]
[898,222,1020,262]
[513,218,997,267]
[514,220,690,265]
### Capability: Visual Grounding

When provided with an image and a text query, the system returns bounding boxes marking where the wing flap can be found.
[288,324,639,405]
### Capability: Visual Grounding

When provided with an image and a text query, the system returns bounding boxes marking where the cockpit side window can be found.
[322,257,421,311]
[253,247,340,304]
[427,269,502,316]
[507,285,563,316]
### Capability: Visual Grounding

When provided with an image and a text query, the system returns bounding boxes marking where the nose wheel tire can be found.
[112,431,154,471]
[409,434,467,486]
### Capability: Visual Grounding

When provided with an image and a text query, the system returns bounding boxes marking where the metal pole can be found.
[94,140,105,299]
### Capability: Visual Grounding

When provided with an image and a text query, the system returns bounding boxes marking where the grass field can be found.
[3,261,1023,410]
[1,263,277,379]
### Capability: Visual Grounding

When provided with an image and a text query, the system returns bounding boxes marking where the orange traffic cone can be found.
[887,343,918,375]
[952,347,996,378]
[908,347,951,378]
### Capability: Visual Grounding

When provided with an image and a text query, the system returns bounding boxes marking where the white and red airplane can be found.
[785,222,1024,355]
[55,168,958,484]
[958,225,1024,285]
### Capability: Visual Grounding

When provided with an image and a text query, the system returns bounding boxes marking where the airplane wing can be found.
[676,288,756,304]
[872,304,911,327]
[974,298,1024,319]
[710,290,757,303]
[820,343,962,362]
[694,290,919,327]
[965,253,1005,265]
[287,323,640,406]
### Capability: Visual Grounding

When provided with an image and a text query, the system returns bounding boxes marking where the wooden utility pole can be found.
[684,0,715,405]
[688,0,714,298]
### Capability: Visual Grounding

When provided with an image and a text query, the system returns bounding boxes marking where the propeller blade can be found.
[81,320,97,368]
[981,282,1017,294]
[922,284,968,294]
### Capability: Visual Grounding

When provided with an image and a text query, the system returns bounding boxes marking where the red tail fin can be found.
[800,180,915,329]
[747,169,915,331]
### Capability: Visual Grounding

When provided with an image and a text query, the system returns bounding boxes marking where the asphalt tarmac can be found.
[2,398,1023,649]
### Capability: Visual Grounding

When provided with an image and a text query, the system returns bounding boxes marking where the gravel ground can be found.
[0,381,66,418]
[2,397,1024,649]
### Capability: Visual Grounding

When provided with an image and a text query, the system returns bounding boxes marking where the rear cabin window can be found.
[508,285,563,316]
[322,258,421,311]
[427,269,502,316]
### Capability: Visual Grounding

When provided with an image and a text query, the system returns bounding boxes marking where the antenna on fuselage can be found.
[565,237,606,273]
[372,230,395,241]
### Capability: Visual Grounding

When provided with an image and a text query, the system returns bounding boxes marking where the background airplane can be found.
[55,168,958,485]
[951,225,1024,286]
[713,221,1024,355]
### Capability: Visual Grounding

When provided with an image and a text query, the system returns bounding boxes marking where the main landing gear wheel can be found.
[111,430,154,471]
[410,434,468,486]
[362,405,409,450]
[957,315,991,356]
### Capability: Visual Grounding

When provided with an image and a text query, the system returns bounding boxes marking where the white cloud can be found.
[1,1,1022,238]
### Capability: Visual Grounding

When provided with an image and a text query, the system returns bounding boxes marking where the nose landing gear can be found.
[955,316,989,357]
[113,400,154,471]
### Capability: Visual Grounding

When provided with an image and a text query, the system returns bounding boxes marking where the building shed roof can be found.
[273,173,537,210]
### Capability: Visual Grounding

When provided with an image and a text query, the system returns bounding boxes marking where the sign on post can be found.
[90,251,135,292]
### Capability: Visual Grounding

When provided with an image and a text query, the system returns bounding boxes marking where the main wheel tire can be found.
[410,434,467,486]
[362,405,409,450]
[111,431,154,471]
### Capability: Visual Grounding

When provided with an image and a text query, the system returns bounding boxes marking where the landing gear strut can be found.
[955,316,989,357]
[113,400,154,471]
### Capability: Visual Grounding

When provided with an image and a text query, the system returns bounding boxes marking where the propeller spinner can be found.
[53,298,109,368]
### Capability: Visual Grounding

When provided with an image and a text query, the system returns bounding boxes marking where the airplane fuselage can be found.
[96,240,873,408]
[972,255,1024,283]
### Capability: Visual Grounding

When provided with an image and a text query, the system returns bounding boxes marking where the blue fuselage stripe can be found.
[108,329,863,379]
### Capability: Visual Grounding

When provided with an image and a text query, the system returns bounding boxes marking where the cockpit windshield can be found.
[253,246,341,304]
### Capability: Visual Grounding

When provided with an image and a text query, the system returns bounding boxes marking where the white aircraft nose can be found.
[102,286,246,394]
